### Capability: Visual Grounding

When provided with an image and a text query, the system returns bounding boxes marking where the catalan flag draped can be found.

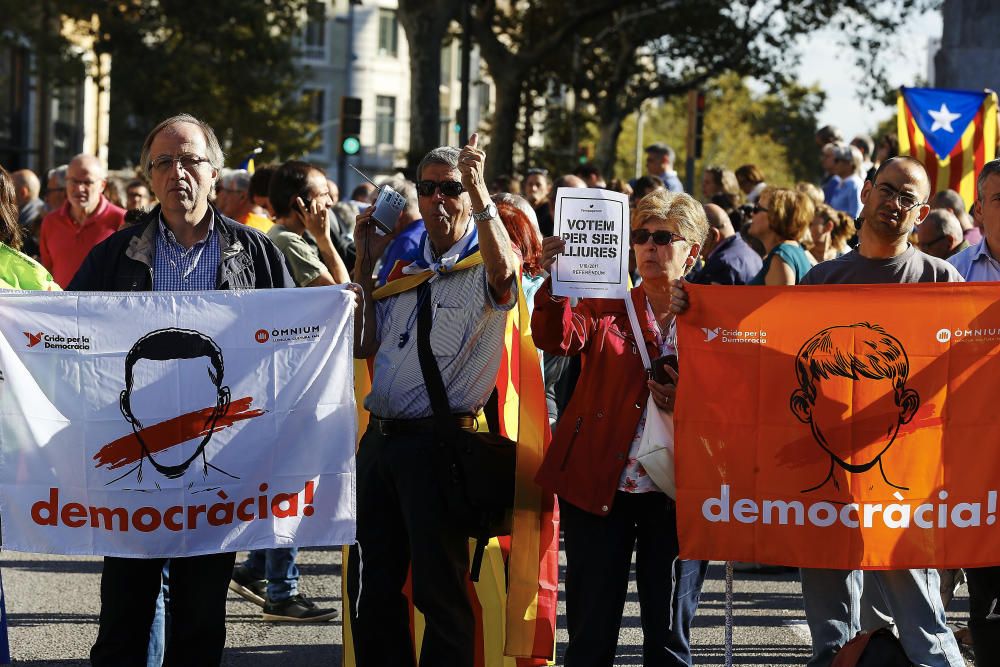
[898,87,998,206]
[342,254,559,665]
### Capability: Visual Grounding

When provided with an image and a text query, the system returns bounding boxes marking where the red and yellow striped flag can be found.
[342,256,558,665]
[898,86,998,206]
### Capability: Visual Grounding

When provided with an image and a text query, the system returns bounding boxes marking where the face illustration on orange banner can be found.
[789,323,919,495]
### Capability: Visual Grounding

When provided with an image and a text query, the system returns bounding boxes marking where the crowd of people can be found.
[1,111,999,667]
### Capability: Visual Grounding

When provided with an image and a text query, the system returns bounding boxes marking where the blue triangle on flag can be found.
[902,87,986,160]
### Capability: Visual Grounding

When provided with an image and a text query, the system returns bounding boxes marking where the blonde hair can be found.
[632,189,708,247]
[763,187,814,241]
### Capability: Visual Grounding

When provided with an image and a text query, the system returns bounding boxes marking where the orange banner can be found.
[676,282,1000,570]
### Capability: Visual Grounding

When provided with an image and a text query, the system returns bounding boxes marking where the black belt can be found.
[369,415,477,436]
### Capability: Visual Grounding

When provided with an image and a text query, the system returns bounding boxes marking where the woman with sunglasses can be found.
[748,187,815,285]
[531,190,709,667]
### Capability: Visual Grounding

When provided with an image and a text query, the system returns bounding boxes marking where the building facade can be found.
[933,0,1000,92]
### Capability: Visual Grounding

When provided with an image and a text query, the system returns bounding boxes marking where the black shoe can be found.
[229,564,267,607]
[262,594,339,622]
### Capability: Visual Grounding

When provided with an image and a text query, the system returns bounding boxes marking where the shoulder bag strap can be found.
[624,292,652,372]
[415,281,455,433]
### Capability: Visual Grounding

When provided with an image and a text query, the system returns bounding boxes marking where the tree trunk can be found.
[594,106,627,180]
[485,72,521,180]
[397,2,458,171]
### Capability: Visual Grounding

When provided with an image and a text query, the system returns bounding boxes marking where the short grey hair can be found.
[977,159,1000,202]
[921,209,963,241]
[632,189,709,248]
[47,165,68,188]
[138,113,225,181]
[221,169,251,192]
[416,146,460,181]
[378,174,419,216]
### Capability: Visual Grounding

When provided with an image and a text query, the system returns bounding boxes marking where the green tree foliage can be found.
[1,0,317,168]
[614,74,826,195]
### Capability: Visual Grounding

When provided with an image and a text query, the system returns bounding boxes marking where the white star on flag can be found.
[928,103,962,133]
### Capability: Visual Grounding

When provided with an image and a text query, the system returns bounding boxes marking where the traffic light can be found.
[340,96,362,156]
[694,91,706,160]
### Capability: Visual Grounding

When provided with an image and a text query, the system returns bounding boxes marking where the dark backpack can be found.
[831,628,913,667]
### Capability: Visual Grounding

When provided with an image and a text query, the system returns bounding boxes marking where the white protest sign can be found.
[552,187,630,299]
[0,286,357,558]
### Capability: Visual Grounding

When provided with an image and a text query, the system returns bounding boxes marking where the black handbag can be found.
[415,282,516,581]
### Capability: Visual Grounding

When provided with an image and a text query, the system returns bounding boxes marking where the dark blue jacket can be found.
[689,234,763,286]
[68,205,292,291]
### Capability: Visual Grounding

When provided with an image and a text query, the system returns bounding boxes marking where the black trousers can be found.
[90,552,236,667]
[966,566,1000,666]
[347,428,474,667]
[561,492,708,667]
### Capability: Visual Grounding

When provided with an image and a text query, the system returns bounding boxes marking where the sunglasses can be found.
[751,204,769,214]
[416,180,465,197]
[630,229,687,246]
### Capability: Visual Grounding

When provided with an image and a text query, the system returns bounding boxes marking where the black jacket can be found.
[68,206,293,291]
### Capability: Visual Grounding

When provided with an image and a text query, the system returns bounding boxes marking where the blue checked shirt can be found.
[152,214,220,291]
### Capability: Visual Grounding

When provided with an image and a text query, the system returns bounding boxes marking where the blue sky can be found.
[796,9,943,140]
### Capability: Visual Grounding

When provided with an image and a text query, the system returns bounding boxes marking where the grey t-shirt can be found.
[800,245,964,285]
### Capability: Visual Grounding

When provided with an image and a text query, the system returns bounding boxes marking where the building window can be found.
[303,88,326,147]
[378,9,398,57]
[375,95,396,145]
[302,1,326,60]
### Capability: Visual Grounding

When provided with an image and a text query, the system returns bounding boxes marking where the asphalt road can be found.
[1,548,974,666]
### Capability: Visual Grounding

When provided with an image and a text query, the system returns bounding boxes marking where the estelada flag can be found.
[676,282,1000,570]
[341,252,558,665]
[898,86,997,206]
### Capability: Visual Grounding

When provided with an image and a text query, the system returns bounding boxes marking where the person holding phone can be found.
[531,189,710,667]
[263,160,350,287]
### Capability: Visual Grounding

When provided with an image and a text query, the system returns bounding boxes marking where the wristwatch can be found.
[472,203,498,223]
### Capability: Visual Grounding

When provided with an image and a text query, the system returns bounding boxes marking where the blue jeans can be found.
[799,567,964,667]
[561,492,708,667]
[242,548,299,601]
[146,563,169,667]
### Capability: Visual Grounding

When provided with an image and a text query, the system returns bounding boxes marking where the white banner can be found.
[552,187,630,299]
[0,286,356,558]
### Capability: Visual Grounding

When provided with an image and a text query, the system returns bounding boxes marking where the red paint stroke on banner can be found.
[92,397,265,470]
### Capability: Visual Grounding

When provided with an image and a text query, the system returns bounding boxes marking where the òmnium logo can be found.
[24,331,91,350]
[935,325,1000,344]
[702,326,768,344]
[255,324,322,344]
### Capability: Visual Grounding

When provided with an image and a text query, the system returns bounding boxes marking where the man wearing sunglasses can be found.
[915,209,967,260]
[349,134,518,666]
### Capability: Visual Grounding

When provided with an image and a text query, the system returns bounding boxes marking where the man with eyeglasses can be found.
[348,134,518,666]
[797,156,965,667]
[38,154,125,287]
[69,114,292,666]
[946,157,1000,666]
[915,209,967,260]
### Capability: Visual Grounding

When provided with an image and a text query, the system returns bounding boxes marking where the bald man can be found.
[39,154,125,286]
[689,203,762,285]
[930,188,981,245]
[916,209,967,259]
[797,156,965,667]
[12,169,45,256]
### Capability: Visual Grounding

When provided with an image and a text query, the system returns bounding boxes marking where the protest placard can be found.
[676,282,1000,570]
[552,187,629,299]
[0,286,357,558]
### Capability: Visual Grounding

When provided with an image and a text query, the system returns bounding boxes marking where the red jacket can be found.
[531,280,663,516]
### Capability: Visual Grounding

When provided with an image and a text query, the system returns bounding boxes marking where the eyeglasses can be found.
[917,235,949,250]
[630,229,687,246]
[416,180,465,197]
[68,178,102,188]
[150,154,212,174]
[874,182,923,211]
[751,204,769,214]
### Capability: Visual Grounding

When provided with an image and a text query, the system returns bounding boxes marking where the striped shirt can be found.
[152,215,220,291]
[365,264,516,419]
